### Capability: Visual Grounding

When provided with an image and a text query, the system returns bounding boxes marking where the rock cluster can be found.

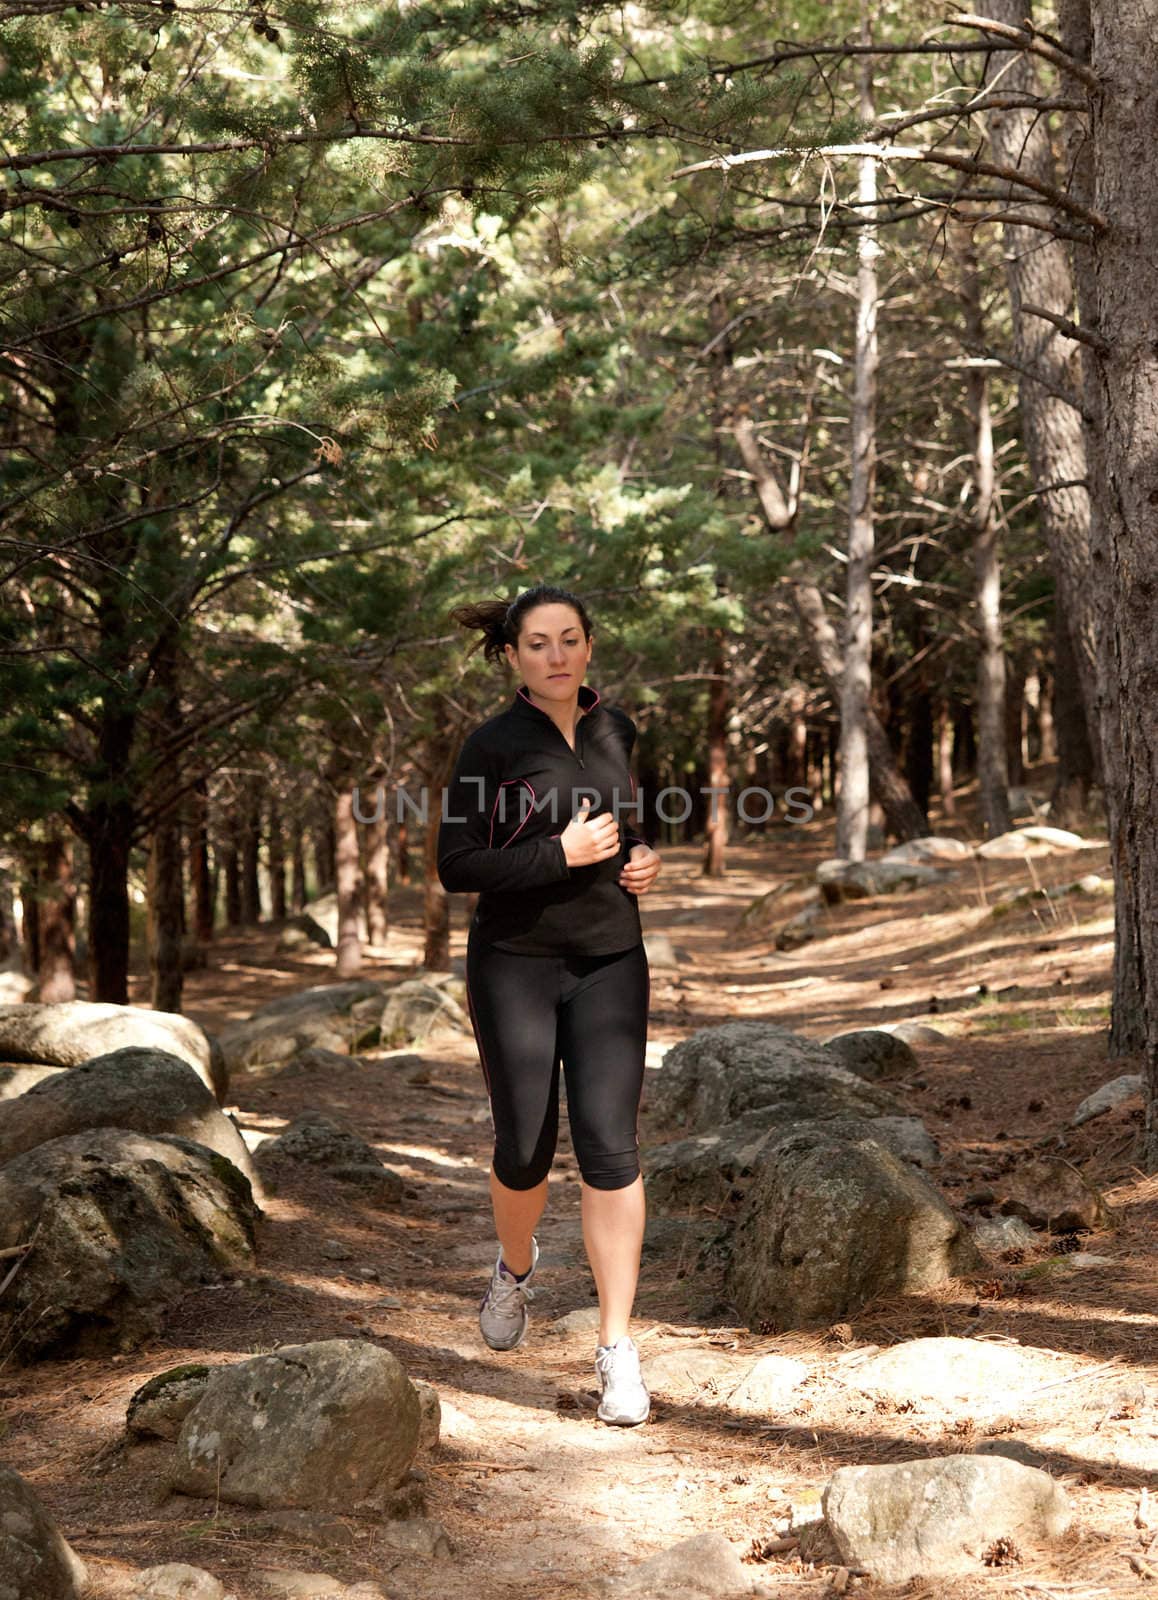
[646,1021,979,1326]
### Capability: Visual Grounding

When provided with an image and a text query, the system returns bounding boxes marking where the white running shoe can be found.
[478,1236,539,1351]
[595,1335,650,1425]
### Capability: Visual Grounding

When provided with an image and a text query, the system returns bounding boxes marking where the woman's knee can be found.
[576,1149,641,1191]
[492,1129,556,1190]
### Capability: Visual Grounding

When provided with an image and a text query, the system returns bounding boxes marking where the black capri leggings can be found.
[464,936,650,1192]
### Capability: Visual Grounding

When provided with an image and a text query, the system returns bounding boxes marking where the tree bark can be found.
[1005,665,1027,790]
[334,779,363,978]
[20,861,41,978]
[1085,0,1158,1100]
[268,789,287,923]
[1035,659,1058,765]
[1050,599,1096,825]
[702,652,730,876]
[365,800,390,946]
[313,791,337,895]
[959,224,1012,838]
[905,682,934,818]
[222,813,242,929]
[836,39,879,863]
[147,808,184,1013]
[240,780,262,925]
[84,698,135,1003]
[936,699,956,818]
[38,835,77,1003]
[188,779,214,945]
[789,583,928,841]
[982,0,1100,754]
[290,813,308,912]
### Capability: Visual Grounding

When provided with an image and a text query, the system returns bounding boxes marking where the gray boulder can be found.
[882,1022,948,1044]
[881,837,972,865]
[134,1564,225,1600]
[643,933,682,969]
[973,1215,1039,1254]
[1072,1073,1145,1127]
[0,1000,225,1101]
[641,1347,807,1415]
[0,1064,65,1100]
[725,1128,982,1328]
[775,901,822,950]
[977,827,1083,860]
[255,1114,403,1205]
[648,1022,907,1134]
[823,1029,919,1082]
[816,859,945,903]
[127,1364,212,1440]
[823,1455,1071,1583]
[277,914,333,953]
[0,1129,257,1360]
[172,1340,421,1512]
[998,1157,1109,1232]
[300,891,367,946]
[604,1531,754,1597]
[218,981,385,1075]
[0,1466,88,1599]
[646,1109,939,1210]
[846,1338,1038,1408]
[379,980,470,1049]
[0,1047,261,1199]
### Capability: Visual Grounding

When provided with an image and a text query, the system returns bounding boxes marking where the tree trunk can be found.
[790,583,927,841]
[1050,600,1096,825]
[240,780,262,925]
[424,811,450,971]
[148,809,184,1013]
[906,683,934,819]
[1005,666,1027,790]
[188,779,214,945]
[222,816,242,929]
[982,0,1100,756]
[1037,660,1057,765]
[20,860,41,978]
[702,652,730,876]
[936,699,956,818]
[836,40,879,863]
[396,819,411,885]
[38,834,77,1003]
[958,225,1012,838]
[268,790,287,923]
[290,813,308,912]
[1085,0,1157,1093]
[334,780,363,978]
[1056,0,1142,1054]
[312,793,336,895]
[365,802,390,946]
[85,698,135,1003]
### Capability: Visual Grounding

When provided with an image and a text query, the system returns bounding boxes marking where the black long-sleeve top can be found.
[436,681,646,956]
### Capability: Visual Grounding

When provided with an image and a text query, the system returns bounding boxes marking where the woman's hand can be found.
[618,841,662,895]
[560,798,623,867]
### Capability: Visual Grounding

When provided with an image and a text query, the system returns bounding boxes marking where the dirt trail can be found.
[3,813,1156,1600]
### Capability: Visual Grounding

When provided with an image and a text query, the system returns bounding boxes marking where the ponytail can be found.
[448,583,593,667]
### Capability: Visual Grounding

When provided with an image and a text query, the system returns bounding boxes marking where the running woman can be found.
[437,583,662,1425]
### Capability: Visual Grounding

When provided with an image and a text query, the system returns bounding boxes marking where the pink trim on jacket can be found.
[488,778,538,848]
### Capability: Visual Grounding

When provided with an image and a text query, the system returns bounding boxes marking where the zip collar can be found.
[512,681,602,722]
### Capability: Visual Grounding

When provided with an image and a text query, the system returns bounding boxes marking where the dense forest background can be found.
[4,0,1157,1153]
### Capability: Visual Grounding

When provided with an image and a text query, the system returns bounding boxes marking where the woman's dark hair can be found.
[448,583,593,666]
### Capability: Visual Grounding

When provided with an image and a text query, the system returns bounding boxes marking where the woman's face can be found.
[505,603,593,698]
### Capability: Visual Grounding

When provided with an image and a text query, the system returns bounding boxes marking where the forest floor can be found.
[5,787,1157,1600]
